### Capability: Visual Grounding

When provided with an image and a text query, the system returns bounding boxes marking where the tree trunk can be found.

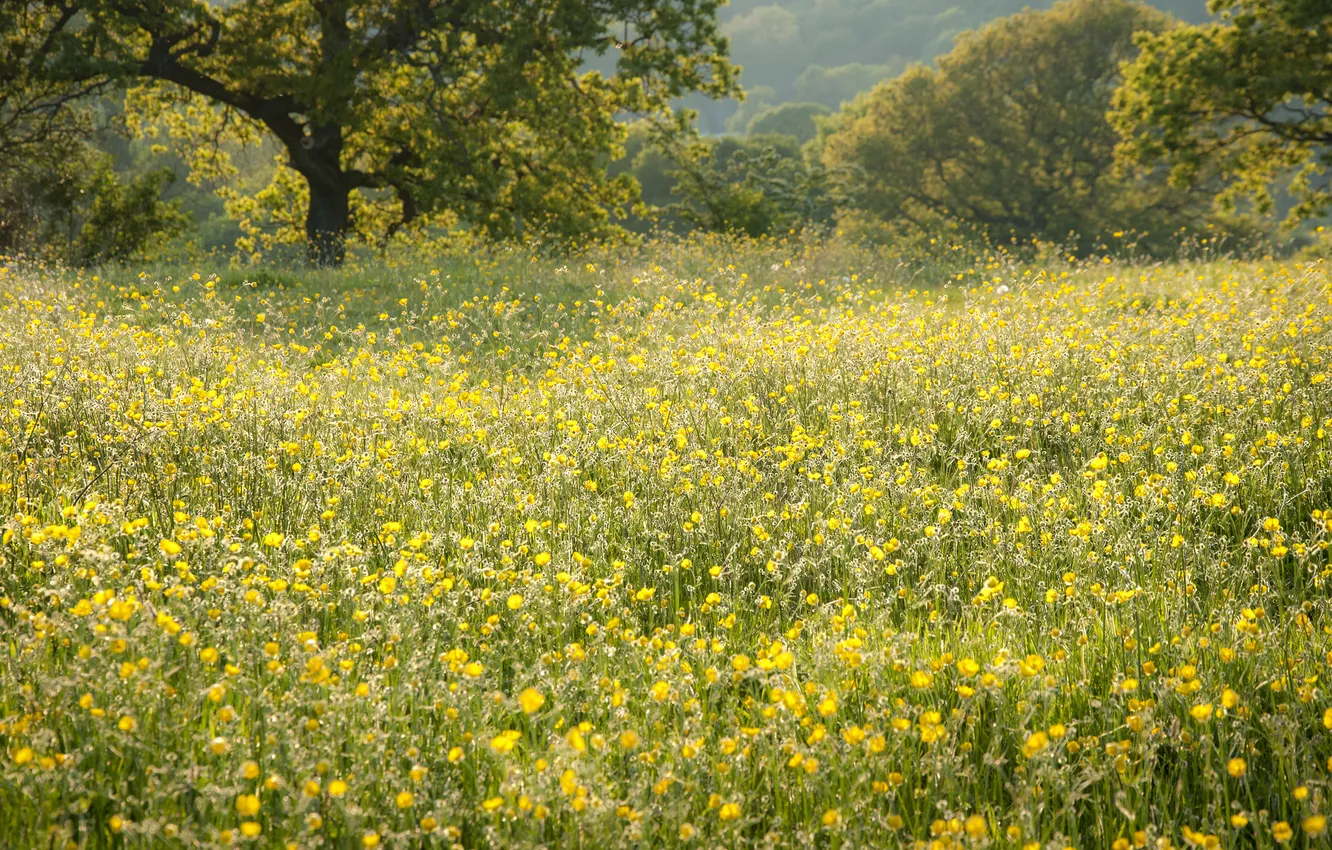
[305,177,351,268]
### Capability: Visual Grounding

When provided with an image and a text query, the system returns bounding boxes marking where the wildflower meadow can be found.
[3,240,1332,849]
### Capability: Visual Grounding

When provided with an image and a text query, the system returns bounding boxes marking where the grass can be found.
[1,238,1331,849]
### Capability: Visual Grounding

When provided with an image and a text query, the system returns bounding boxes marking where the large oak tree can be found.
[19,0,737,264]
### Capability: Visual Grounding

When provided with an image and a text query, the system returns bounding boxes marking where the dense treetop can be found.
[819,0,1223,254]
[693,0,1211,131]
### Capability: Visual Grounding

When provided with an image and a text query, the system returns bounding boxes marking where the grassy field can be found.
[2,239,1331,849]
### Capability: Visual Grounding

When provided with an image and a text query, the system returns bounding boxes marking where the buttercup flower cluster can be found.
[2,244,1331,849]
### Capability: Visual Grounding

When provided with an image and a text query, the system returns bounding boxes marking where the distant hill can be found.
[694,0,1211,132]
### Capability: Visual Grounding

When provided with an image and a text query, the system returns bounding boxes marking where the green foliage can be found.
[18,0,738,265]
[611,128,843,238]
[723,85,779,134]
[1112,0,1332,226]
[0,5,100,257]
[0,6,96,175]
[665,140,793,238]
[745,102,831,144]
[793,63,904,108]
[7,0,1232,262]
[73,160,190,266]
[687,0,1212,133]
[2,149,187,266]
[821,0,1225,255]
[1,8,188,270]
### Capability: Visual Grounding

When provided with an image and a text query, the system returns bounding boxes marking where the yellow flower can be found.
[518,688,545,714]
[1189,703,1213,723]
[235,794,260,816]
[822,809,842,828]
[1226,758,1246,778]
[490,731,520,754]
[261,532,284,547]
[910,670,934,689]
[1022,731,1049,758]
[817,693,837,717]
[965,814,987,839]
[1304,816,1327,837]
[719,802,741,822]
[159,539,181,556]
[240,822,261,838]
[362,832,380,848]
[395,791,414,809]
[506,594,523,610]
[328,779,348,797]
[1273,821,1293,843]
[567,729,587,753]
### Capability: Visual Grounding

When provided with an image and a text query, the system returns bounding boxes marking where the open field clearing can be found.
[3,245,1332,849]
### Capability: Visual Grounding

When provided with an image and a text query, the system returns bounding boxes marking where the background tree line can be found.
[695,0,1212,134]
[2,0,1328,266]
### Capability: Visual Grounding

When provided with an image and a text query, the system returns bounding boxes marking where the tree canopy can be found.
[1112,0,1332,225]
[17,0,737,264]
[687,0,1211,132]
[819,0,1220,254]
[745,102,830,144]
[2,6,190,262]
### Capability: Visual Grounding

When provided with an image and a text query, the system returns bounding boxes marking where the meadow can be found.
[2,238,1331,849]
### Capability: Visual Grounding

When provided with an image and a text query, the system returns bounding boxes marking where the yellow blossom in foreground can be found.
[518,688,545,714]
